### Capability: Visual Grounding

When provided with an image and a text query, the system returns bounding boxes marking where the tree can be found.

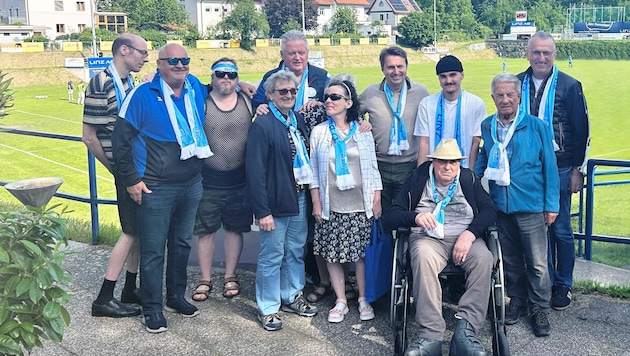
[264,0,318,37]
[527,0,565,32]
[331,7,357,34]
[0,70,15,118]
[97,0,188,31]
[218,0,270,50]
[397,11,434,47]
[282,19,302,33]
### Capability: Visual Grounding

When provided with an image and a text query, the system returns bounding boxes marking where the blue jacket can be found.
[252,62,329,109]
[474,113,559,214]
[245,110,309,219]
[112,73,207,187]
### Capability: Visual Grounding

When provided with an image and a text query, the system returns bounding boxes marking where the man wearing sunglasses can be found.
[415,55,487,170]
[112,43,212,333]
[252,30,329,114]
[359,46,430,211]
[518,31,590,314]
[83,33,149,319]
[191,57,254,303]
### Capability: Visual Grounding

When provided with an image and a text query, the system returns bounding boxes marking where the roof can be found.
[315,0,370,6]
[367,0,422,14]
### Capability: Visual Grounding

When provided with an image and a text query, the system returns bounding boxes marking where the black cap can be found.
[436,55,463,75]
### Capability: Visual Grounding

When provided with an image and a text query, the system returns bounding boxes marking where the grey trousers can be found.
[409,234,493,340]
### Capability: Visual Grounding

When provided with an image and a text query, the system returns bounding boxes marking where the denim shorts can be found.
[193,185,252,235]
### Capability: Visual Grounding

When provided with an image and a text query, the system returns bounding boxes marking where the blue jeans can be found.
[497,212,551,311]
[256,192,307,316]
[548,166,575,288]
[138,180,203,314]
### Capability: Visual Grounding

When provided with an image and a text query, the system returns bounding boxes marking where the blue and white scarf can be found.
[281,63,309,111]
[484,108,526,186]
[161,77,213,160]
[328,118,358,190]
[435,90,465,164]
[520,65,559,151]
[108,62,134,110]
[384,82,409,155]
[269,102,313,184]
[427,163,460,239]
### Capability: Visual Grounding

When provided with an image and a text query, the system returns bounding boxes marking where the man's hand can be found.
[239,81,256,99]
[452,230,475,266]
[126,181,152,205]
[570,168,584,193]
[259,214,275,231]
[544,212,559,226]
[414,212,437,231]
[256,103,269,116]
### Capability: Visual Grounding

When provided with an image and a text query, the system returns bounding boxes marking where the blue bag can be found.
[365,219,393,303]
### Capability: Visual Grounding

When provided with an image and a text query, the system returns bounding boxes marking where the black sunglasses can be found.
[274,88,298,96]
[324,93,348,101]
[215,71,238,79]
[159,57,191,65]
[125,44,149,57]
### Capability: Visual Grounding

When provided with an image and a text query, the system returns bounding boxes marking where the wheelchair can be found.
[390,226,510,356]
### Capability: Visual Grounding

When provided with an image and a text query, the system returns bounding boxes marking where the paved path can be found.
[31,241,630,356]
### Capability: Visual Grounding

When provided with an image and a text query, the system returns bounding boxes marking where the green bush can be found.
[0,205,73,355]
[556,40,630,60]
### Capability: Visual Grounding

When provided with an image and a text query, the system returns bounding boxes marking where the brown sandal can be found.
[307,283,331,303]
[223,277,240,298]
[192,280,212,302]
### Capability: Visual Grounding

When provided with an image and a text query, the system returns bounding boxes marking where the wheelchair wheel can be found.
[489,230,510,356]
[391,235,410,355]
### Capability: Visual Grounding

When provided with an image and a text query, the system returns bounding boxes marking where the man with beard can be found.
[190,58,254,302]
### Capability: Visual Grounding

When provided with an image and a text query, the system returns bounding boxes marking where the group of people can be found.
[81,30,590,355]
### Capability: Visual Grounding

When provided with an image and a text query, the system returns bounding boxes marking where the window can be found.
[21,32,28,36]
[76,1,85,11]
[8,8,12,16]
[319,9,324,15]
[3,33,9,36]
[55,0,64,11]
[16,8,19,16]
[205,7,211,12]
[78,24,86,32]
[380,14,383,21]
[214,7,219,12]
[56,24,65,33]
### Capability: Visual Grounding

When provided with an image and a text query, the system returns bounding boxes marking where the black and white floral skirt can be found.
[313,211,372,264]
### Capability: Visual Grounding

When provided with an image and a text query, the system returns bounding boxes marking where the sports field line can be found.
[15,110,81,125]
[0,143,114,184]
[594,147,630,158]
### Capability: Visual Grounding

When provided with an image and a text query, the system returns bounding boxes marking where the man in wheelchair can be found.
[384,139,497,356]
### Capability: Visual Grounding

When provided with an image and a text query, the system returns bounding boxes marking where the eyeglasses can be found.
[125,45,149,57]
[215,71,238,79]
[159,57,191,66]
[324,93,348,102]
[274,88,298,96]
[530,50,555,57]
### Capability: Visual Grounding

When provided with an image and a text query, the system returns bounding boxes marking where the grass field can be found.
[1,57,629,265]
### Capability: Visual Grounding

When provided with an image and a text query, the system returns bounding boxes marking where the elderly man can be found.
[518,31,590,311]
[360,46,430,211]
[252,30,329,113]
[384,139,496,356]
[475,73,559,337]
[191,57,253,302]
[82,33,149,318]
[112,43,211,333]
[415,55,486,169]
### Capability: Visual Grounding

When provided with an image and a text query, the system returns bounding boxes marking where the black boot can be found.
[449,319,487,356]
[404,337,442,356]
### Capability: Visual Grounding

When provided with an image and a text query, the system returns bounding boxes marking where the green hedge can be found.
[556,40,630,60]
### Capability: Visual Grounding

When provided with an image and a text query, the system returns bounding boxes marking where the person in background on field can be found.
[309,74,382,323]
[77,80,85,105]
[82,33,149,319]
[518,31,589,312]
[384,139,496,356]
[68,80,74,102]
[475,73,559,338]
[415,55,486,169]
[112,43,210,333]
[568,55,573,68]
[191,57,253,302]
[359,46,430,211]
[246,70,319,331]
[503,59,507,73]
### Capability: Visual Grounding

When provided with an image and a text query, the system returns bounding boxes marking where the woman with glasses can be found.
[246,70,318,331]
[309,74,383,323]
